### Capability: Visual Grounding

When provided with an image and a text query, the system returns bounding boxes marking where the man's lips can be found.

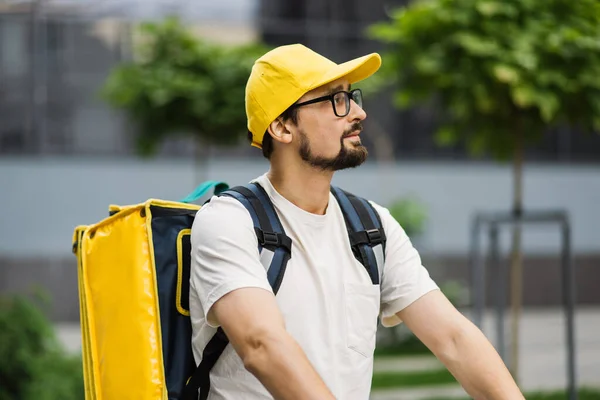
[344,130,361,138]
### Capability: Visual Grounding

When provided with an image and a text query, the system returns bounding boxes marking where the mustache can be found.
[342,122,363,138]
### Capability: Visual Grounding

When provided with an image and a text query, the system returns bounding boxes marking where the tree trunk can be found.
[509,129,524,381]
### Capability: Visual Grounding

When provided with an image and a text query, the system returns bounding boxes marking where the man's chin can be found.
[349,143,368,158]
[334,147,368,171]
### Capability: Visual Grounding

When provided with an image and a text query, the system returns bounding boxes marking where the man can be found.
[189,44,523,399]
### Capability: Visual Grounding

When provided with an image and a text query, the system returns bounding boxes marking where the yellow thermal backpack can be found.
[72,180,385,400]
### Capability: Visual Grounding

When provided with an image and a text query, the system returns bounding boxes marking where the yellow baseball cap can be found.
[245,44,382,149]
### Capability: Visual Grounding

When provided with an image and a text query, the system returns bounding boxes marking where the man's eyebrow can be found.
[325,84,351,96]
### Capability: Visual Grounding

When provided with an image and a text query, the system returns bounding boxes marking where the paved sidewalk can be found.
[479,306,600,392]
[369,307,600,399]
[370,385,467,400]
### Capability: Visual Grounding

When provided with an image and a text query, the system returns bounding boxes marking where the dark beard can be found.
[298,122,368,171]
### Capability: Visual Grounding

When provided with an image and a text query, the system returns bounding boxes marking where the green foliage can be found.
[368,0,600,160]
[102,17,269,155]
[0,294,84,400]
[388,196,428,237]
[372,368,456,389]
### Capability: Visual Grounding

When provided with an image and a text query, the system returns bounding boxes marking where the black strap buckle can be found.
[349,228,385,248]
[256,229,280,246]
[365,228,383,245]
[255,228,292,254]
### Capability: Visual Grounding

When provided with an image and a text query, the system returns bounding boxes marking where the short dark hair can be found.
[248,105,299,159]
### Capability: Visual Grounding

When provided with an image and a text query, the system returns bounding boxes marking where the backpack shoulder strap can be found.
[330,186,386,285]
[181,182,292,400]
[220,182,292,292]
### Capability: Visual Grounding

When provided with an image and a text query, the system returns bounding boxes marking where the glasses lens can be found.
[332,92,349,117]
[352,89,363,109]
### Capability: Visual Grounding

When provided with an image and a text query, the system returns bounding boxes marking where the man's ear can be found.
[267,118,293,145]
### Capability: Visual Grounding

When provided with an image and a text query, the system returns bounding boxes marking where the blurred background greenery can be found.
[0,293,84,400]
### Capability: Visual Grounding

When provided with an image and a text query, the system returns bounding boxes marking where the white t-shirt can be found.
[189,174,438,399]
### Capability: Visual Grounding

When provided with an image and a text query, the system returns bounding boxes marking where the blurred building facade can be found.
[1,0,599,321]
[2,0,600,161]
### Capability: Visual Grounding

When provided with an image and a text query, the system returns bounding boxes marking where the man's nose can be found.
[348,99,367,121]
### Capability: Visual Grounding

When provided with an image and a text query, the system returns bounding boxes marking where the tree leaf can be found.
[593,117,600,132]
[473,83,496,113]
[537,93,560,123]
[393,91,414,108]
[511,85,537,108]
[453,32,500,57]
[467,132,487,157]
[493,64,520,84]
[434,126,458,146]
[476,2,518,18]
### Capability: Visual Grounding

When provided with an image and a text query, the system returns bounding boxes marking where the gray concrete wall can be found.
[1,157,599,320]
[1,157,599,257]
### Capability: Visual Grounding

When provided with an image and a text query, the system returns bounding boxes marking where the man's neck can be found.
[267,164,333,215]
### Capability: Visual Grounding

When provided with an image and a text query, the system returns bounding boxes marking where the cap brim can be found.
[308,53,382,91]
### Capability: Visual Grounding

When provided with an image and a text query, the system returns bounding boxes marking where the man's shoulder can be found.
[192,194,253,234]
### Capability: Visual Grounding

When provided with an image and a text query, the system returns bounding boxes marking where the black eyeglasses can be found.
[290,88,363,117]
